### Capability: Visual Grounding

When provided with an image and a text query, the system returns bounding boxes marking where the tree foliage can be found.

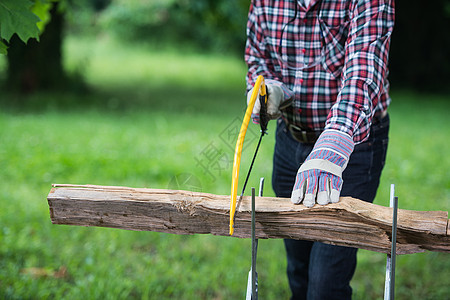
[97,0,250,53]
[4,0,72,93]
[0,0,57,54]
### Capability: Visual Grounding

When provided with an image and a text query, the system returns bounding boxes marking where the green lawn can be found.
[0,36,449,299]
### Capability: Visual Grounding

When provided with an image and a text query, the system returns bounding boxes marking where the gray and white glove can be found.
[291,129,355,207]
[247,79,293,124]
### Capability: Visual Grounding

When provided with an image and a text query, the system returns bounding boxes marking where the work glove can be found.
[247,79,293,124]
[291,129,354,207]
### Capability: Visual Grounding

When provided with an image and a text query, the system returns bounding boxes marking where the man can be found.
[245,0,394,299]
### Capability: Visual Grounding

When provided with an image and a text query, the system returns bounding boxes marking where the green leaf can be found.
[0,40,7,54]
[31,0,52,32]
[0,0,41,43]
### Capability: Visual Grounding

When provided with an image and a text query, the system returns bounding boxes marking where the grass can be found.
[0,35,449,299]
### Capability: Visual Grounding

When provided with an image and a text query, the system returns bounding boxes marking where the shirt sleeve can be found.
[324,0,395,143]
[245,0,281,91]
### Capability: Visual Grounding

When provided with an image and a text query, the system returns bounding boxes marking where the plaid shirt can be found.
[245,0,395,143]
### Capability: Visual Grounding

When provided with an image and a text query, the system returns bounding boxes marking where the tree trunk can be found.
[6,3,66,93]
[47,184,450,255]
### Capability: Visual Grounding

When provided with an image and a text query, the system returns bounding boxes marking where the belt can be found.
[286,122,322,144]
[285,109,388,144]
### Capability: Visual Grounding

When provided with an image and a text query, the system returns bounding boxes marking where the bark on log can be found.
[47,184,450,255]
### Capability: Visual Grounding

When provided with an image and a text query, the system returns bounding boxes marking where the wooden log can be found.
[47,184,450,255]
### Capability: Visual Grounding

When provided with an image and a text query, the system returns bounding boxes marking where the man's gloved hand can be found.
[291,129,354,207]
[247,79,293,124]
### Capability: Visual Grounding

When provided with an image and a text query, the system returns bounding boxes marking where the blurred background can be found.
[0,0,449,299]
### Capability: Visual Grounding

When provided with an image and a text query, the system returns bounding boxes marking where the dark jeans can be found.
[272,115,389,300]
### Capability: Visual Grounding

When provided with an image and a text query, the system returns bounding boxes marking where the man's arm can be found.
[325,0,395,143]
[245,0,281,89]
[291,0,395,206]
[245,0,293,123]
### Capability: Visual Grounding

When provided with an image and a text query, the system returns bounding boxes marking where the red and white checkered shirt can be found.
[245,0,395,143]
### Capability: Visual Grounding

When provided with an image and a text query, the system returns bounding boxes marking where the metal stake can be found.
[246,178,264,300]
[384,184,398,300]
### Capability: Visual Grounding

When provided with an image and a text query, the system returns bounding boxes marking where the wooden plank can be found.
[47,184,450,255]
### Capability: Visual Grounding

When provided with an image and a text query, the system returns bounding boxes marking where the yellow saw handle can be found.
[230,75,266,235]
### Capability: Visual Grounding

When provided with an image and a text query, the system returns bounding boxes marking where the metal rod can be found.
[250,178,264,299]
[258,178,264,197]
[246,179,264,300]
[390,196,398,299]
[384,184,397,300]
[251,187,257,299]
[252,188,258,300]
